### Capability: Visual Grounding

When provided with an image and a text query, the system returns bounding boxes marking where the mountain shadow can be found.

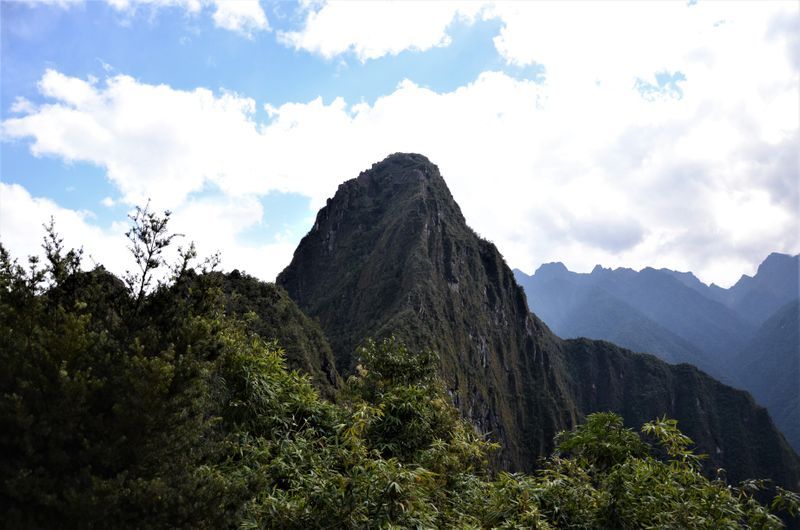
[720,253,799,327]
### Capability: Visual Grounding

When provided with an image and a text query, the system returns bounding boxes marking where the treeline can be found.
[0,212,797,529]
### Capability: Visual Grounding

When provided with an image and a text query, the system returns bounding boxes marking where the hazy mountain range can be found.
[514,253,800,452]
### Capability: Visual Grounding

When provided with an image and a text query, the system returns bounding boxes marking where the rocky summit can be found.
[279,153,800,489]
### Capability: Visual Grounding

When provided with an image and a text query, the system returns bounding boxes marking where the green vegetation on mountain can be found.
[213,269,340,395]
[278,153,800,491]
[279,154,578,469]
[2,157,799,528]
[563,338,799,490]
[1,225,798,527]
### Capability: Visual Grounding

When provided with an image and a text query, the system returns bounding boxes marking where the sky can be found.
[0,0,798,288]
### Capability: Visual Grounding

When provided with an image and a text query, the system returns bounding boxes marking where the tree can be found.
[42,217,83,287]
[123,201,182,306]
[0,221,242,528]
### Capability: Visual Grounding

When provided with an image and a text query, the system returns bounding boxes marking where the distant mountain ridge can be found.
[733,300,800,454]
[519,262,744,378]
[278,153,800,489]
[514,253,800,451]
[658,253,799,327]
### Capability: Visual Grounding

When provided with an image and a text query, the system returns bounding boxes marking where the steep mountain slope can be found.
[278,153,800,489]
[278,153,578,466]
[563,338,798,489]
[732,300,800,452]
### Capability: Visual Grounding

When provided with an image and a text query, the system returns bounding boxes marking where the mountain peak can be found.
[765,251,794,260]
[280,154,570,468]
[279,154,800,485]
[373,151,435,168]
[535,261,569,276]
[279,153,473,371]
[354,152,441,188]
[757,252,796,274]
[591,264,606,274]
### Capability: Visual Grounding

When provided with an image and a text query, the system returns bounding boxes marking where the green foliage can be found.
[0,247,243,527]
[555,411,648,471]
[123,201,182,305]
[42,217,83,287]
[0,216,797,529]
[539,413,790,529]
[213,269,340,396]
[345,338,491,469]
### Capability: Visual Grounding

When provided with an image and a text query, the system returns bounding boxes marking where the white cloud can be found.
[13,1,269,37]
[0,182,129,274]
[2,69,265,209]
[169,193,295,280]
[279,0,485,61]
[0,181,295,284]
[105,0,268,36]
[38,69,97,106]
[3,1,797,286]
[9,97,36,114]
[105,0,202,15]
[211,0,268,36]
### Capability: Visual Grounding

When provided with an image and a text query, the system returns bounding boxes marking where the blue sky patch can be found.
[238,191,313,246]
[635,71,687,100]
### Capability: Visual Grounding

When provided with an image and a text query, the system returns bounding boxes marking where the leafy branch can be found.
[123,201,182,305]
[42,216,83,286]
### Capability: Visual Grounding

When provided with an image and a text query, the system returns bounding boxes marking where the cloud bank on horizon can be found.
[1,0,798,286]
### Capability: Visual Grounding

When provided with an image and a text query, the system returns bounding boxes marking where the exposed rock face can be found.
[278,153,800,489]
[278,154,574,467]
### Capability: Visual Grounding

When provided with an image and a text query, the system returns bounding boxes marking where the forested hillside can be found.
[1,225,798,528]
